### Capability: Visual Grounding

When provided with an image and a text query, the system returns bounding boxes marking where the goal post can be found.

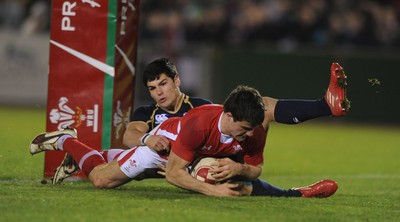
[44,0,140,178]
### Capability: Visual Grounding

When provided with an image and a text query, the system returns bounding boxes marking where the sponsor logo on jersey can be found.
[155,113,169,125]
[49,97,99,132]
[129,159,137,167]
[123,159,137,173]
[232,145,242,153]
[201,145,213,151]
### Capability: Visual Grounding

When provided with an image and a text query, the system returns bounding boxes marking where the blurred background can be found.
[1,0,400,125]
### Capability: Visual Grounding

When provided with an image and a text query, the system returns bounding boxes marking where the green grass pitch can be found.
[1,107,399,221]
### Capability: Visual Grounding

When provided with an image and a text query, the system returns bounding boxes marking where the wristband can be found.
[140,133,150,146]
[245,181,253,186]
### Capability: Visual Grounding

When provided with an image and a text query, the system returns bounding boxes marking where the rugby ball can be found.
[190,157,218,184]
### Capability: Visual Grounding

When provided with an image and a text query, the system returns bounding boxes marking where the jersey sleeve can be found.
[131,106,152,122]
[241,126,266,166]
[171,115,206,163]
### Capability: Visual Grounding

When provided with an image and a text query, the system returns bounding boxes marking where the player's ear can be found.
[174,74,181,87]
[226,112,234,121]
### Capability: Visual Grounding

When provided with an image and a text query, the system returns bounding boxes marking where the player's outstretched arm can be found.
[123,121,149,148]
[209,158,263,182]
[165,152,240,197]
[123,121,170,151]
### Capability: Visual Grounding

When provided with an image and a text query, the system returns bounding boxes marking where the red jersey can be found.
[155,104,266,166]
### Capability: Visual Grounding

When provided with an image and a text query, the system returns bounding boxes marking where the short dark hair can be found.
[223,85,265,128]
[142,58,178,86]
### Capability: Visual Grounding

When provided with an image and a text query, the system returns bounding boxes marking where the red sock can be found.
[63,138,106,176]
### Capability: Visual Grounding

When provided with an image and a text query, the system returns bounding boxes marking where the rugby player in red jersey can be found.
[30,85,339,197]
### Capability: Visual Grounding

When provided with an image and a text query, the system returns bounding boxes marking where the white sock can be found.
[57,135,73,150]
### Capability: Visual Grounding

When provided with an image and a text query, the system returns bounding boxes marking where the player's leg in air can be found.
[29,128,165,188]
[240,179,338,198]
[262,62,350,129]
[224,156,338,198]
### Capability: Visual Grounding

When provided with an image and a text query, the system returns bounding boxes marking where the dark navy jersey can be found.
[131,94,212,130]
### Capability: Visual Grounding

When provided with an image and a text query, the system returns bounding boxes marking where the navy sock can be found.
[274,98,331,124]
[250,179,302,197]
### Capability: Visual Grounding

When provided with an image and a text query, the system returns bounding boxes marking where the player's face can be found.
[229,120,255,142]
[147,73,181,111]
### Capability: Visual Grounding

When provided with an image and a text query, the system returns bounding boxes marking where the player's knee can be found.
[91,178,111,189]
[90,176,115,189]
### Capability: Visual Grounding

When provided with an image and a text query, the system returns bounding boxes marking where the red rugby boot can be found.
[293,180,338,198]
[325,63,350,116]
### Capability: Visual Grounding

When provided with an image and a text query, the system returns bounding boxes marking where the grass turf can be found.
[0,107,399,221]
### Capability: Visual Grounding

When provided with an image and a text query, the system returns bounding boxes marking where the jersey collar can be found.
[218,112,234,144]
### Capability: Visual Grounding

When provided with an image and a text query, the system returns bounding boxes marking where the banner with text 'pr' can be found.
[45,0,140,178]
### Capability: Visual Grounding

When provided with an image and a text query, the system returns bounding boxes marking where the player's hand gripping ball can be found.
[190,157,218,184]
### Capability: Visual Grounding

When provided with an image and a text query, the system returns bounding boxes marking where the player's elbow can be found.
[253,168,262,180]
[165,170,178,186]
[122,133,132,147]
[122,124,137,147]
[122,130,137,148]
[249,166,262,180]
